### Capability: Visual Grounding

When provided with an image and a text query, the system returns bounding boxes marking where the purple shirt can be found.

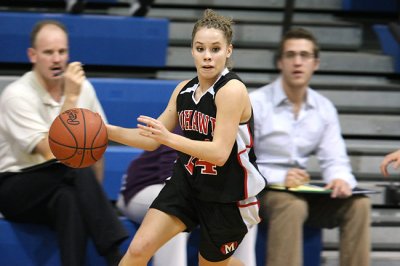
[120,128,180,204]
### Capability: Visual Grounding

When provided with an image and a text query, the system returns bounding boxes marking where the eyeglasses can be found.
[282,51,315,61]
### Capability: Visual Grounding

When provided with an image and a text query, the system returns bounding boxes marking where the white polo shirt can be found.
[0,71,107,172]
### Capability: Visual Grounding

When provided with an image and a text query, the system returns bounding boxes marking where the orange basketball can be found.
[48,108,108,168]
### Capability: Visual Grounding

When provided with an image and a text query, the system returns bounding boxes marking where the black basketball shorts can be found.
[150,174,261,262]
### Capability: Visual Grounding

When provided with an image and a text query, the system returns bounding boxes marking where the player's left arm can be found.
[138,79,249,166]
[210,79,250,163]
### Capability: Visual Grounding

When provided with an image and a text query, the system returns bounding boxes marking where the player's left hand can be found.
[325,179,352,198]
[137,115,171,144]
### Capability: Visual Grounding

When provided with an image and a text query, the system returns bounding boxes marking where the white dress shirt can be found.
[250,77,357,188]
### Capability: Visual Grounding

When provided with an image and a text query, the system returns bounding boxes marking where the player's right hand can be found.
[284,168,310,188]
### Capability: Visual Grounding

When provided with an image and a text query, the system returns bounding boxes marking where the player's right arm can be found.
[106,80,187,151]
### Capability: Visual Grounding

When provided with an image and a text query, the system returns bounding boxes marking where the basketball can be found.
[48,108,108,168]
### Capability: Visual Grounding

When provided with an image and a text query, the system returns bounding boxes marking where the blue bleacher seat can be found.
[256,222,322,266]
[373,24,400,73]
[0,12,169,67]
[104,146,143,201]
[0,217,139,266]
[94,78,179,200]
[342,0,399,13]
[91,78,179,128]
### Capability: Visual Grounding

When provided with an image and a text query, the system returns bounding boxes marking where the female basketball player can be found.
[107,9,267,266]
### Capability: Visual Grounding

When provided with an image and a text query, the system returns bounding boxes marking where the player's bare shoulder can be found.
[218,79,252,123]
[169,80,191,101]
[175,80,191,92]
[219,78,248,97]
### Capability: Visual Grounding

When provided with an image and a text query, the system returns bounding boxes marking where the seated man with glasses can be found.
[250,28,371,266]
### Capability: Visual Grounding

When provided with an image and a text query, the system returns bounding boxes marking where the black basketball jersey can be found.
[174,69,267,203]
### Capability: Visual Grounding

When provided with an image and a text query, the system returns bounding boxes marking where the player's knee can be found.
[126,242,146,258]
[228,256,245,266]
[126,234,155,261]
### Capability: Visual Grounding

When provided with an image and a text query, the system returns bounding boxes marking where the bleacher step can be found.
[323,224,400,251]
[156,71,399,88]
[318,90,400,113]
[168,22,362,49]
[339,114,400,137]
[308,154,400,180]
[146,8,353,24]
[166,46,395,73]
[155,0,343,10]
[322,251,400,266]
[345,139,400,155]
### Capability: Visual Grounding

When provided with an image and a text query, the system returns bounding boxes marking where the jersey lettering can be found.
[197,112,209,135]
[191,110,198,132]
[196,158,217,175]
[181,110,193,130]
[220,241,238,255]
[184,156,217,175]
[178,110,214,136]
[209,117,216,136]
[184,157,195,174]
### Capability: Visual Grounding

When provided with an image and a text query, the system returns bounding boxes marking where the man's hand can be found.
[284,168,310,188]
[325,179,352,198]
[61,62,85,112]
[380,149,400,177]
[63,61,85,99]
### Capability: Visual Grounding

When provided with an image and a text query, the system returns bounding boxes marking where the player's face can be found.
[191,27,232,80]
[277,38,319,90]
[28,25,69,82]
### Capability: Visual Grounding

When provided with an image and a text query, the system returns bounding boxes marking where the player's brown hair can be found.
[192,9,234,69]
